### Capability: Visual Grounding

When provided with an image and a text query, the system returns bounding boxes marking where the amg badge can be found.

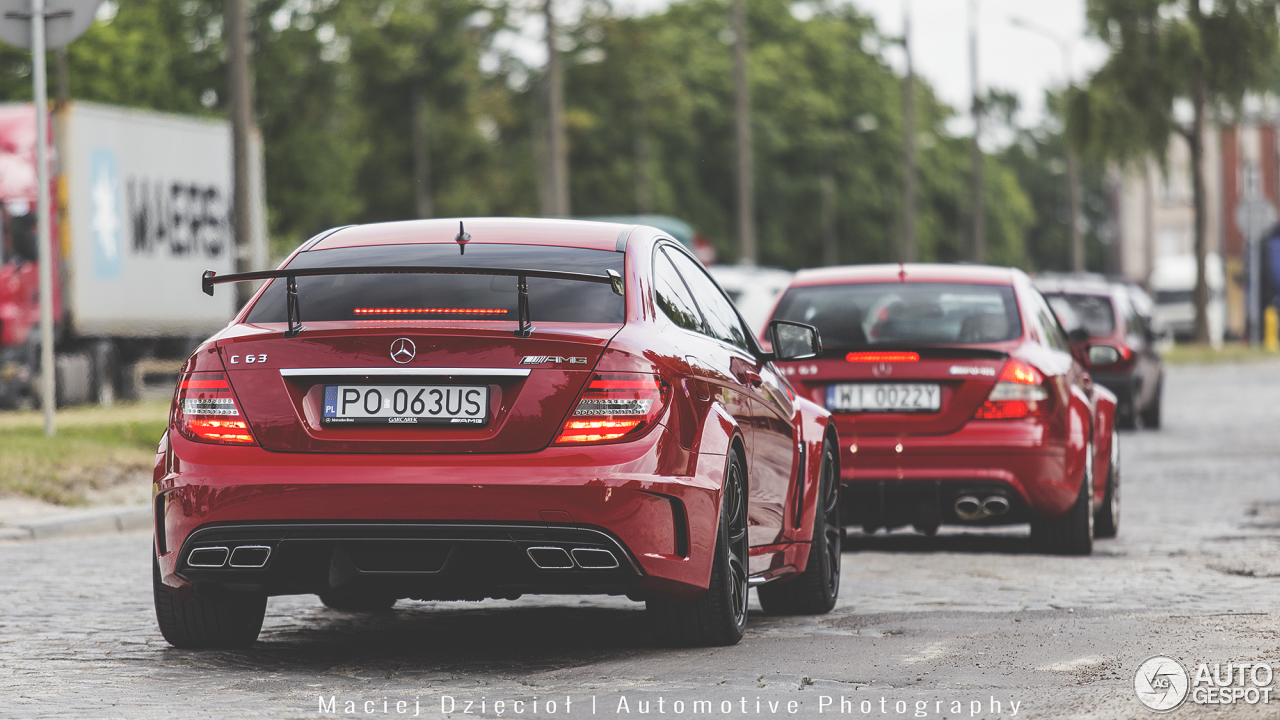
[520,356,588,365]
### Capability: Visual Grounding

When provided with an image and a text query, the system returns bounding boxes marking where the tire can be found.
[758,436,840,615]
[1030,444,1094,555]
[319,593,397,612]
[1094,429,1121,539]
[647,450,749,647]
[153,556,267,649]
[91,340,117,407]
[1140,375,1162,429]
[1115,395,1137,430]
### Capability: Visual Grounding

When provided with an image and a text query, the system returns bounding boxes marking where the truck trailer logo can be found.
[91,148,122,280]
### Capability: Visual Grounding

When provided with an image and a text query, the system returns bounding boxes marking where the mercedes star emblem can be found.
[390,338,416,364]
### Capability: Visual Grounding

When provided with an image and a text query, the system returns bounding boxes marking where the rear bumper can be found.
[836,419,1075,526]
[155,426,723,602]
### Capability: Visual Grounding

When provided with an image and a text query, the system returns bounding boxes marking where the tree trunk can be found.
[545,0,570,217]
[732,0,756,265]
[410,86,433,219]
[820,172,837,266]
[1190,65,1211,344]
[226,0,255,301]
[902,11,917,263]
[1067,147,1083,272]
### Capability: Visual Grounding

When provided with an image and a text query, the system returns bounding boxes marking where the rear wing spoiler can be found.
[202,265,625,339]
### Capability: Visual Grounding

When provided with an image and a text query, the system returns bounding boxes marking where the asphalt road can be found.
[3,359,1280,720]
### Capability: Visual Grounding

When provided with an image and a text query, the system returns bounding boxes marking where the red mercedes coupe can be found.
[151,218,838,649]
[767,264,1119,555]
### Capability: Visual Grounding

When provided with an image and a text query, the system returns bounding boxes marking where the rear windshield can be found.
[771,282,1022,348]
[246,243,625,325]
[1045,293,1115,336]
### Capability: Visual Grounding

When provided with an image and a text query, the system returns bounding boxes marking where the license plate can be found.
[826,383,940,412]
[322,385,488,425]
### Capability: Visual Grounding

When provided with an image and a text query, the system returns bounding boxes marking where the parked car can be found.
[707,264,793,335]
[153,217,839,649]
[767,264,1119,554]
[1035,274,1164,429]
[1150,253,1225,345]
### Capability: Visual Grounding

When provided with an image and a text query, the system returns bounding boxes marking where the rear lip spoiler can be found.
[202,265,620,339]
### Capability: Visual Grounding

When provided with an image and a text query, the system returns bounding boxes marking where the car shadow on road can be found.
[159,602,675,672]
[842,528,1037,555]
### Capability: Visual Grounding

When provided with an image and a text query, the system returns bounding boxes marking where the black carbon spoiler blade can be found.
[201,265,619,339]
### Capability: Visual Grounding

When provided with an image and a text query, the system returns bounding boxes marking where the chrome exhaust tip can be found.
[527,546,574,569]
[981,496,1010,516]
[187,546,230,568]
[954,496,986,521]
[571,548,619,569]
[229,545,272,568]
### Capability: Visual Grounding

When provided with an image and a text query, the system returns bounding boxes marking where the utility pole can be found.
[226,0,254,303]
[545,0,570,217]
[820,172,837,265]
[732,0,756,265]
[901,3,917,263]
[969,0,984,264]
[1010,16,1082,272]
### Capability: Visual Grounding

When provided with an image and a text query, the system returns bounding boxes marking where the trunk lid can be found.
[218,322,618,453]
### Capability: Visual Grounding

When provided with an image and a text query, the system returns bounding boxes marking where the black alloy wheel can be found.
[758,436,841,615]
[1094,428,1121,538]
[647,450,749,646]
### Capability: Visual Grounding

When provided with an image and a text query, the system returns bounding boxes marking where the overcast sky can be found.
[521,0,1112,134]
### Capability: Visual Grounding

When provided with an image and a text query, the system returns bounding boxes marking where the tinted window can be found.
[246,243,625,324]
[1045,293,1116,336]
[771,282,1022,348]
[664,248,751,350]
[652,250,704,332]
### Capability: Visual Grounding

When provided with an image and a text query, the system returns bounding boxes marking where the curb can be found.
[0,505,152,542]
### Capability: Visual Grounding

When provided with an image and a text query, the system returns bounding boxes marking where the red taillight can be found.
[174,372,257,445]
[554,373,670,445]
[845,351,920,363]
[973,360,1051,420]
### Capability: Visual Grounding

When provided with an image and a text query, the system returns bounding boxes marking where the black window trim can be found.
[653,241,763,357]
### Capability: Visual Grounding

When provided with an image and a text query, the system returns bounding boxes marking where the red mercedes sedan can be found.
[151,218,838,649]
[766,264,1119,555]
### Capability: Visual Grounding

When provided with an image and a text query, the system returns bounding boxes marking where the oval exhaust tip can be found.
[981,496,1010,516]
[954,496,985,521]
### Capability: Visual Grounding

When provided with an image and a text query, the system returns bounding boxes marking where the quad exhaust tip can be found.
[187,546,230,568]
[954,495,1010,521]
[229,545,272,568]
[527,546,620,570]
[571,547,620,569]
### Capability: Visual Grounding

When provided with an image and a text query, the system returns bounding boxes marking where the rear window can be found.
[1045,293,1116,336]
[246,243,625,324]
[771,282,1022,348]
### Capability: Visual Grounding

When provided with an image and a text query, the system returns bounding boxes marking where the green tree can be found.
[1069,0,1280,342]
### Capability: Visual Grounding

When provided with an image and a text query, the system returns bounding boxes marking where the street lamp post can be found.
[1011,16,1083,273]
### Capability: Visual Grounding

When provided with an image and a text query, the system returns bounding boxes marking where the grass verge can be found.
[0,400,168,506]
[1160,343,1280,365]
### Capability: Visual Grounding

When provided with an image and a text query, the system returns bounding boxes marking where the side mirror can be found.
[1067,327,1089,344]
[1086,344,1121,366]
[767,320,821,361]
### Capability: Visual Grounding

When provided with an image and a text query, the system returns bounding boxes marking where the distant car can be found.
[153,218,839,650]
[1035,275,1164,429]
[767,264,1119,554]
[707,264,793,335]
[1150,253,1225,344]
